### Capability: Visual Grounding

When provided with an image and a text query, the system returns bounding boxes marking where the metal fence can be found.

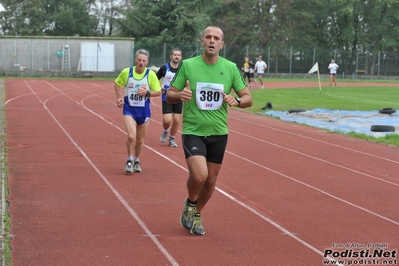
[1,37,399,77]
[139,43,399,77]
[0,36,134,73]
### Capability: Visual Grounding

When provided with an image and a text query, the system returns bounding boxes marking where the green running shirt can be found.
[171,55,246,136]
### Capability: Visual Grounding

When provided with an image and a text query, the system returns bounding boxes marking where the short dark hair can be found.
[170,48,182,56]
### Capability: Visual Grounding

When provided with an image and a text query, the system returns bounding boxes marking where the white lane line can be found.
[225,150,399,227]
[78,91,399,226]
[18,82,180,266]
[229,128,399,187]
[230,115,399,165]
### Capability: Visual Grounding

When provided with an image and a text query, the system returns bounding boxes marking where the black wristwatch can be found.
[235,97,241,107]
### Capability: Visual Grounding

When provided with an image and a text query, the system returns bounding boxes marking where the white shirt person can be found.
[328,59,339,86]
[254,56,267,88]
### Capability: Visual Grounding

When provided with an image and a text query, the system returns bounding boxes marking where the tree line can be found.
[1,0,399,59]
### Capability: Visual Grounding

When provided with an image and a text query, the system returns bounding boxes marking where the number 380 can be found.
[199,90,221,102]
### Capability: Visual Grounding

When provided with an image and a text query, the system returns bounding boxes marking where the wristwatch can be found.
[235,97,241,107]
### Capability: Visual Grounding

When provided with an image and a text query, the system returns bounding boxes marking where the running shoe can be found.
[180,198,197,230]
[160,131,168,143]
[261,84,264,89]
[133,161,142,173]
[190,213,205,236]
[124,160,133,174]
[168,139,178,147]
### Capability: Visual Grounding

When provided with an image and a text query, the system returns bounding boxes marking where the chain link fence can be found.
[138,42,399,78]
[1,37,399,78]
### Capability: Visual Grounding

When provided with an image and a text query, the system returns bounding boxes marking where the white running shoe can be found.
[124,160,133,174]
[160,131,168,143]
[168,139,178,147]
[133,161,142,173]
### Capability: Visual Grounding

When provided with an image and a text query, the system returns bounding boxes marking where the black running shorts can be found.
[182,134,228,164]
[162,101,183,114]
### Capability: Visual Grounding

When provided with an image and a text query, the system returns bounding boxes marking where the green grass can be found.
[247,85,398,112]
[235,83,399,147]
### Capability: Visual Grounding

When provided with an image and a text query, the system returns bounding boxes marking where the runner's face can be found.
[135,54,148,70]
[201,27,224,56]
[170,52,182,64]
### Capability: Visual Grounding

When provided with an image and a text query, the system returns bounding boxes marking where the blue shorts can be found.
[123,104,150,125]
[182,135,228,164]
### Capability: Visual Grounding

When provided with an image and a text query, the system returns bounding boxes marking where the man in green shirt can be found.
[167,26,253,235]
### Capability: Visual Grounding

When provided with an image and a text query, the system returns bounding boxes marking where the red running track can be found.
[5,79,399,266]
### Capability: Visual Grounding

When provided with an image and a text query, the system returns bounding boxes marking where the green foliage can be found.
[113,0,214,44]
[44,0,95,36]
[0,0,95,36]
[0,0,46,35]
[347,132,399,147]
[1,0,399,63]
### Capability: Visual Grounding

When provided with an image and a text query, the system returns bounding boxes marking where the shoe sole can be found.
[190,229,205,236]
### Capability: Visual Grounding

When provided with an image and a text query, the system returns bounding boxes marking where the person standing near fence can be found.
[114,49,161,174]
[328,59,339,86]
[156,48,183,147]
[166,26,253,236]
[254,55,267,89]
[241,56,253,88]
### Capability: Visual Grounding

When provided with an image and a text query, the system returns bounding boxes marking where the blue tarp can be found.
[261,108,398,138]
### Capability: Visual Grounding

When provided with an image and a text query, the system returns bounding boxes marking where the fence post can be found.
[13,39,17,67]
[378,51,380,76]
[31,38,33,70]
[131,40,135,66]
[313,48,316,65]
[224,44,226,58]
[163,42,166,64]
[289,46,292,74]
[268,46,270,73]
[47,40,50,70]
[356,49,359,78]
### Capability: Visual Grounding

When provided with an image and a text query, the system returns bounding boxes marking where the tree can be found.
[0,0,46,35]
[44,0,95,36]
[85,0,126,36]
[112,0,215,43]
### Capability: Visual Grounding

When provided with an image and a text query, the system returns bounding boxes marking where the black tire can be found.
[370,125,395,132]
[379,107,396,114]
[288,109,306,113]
